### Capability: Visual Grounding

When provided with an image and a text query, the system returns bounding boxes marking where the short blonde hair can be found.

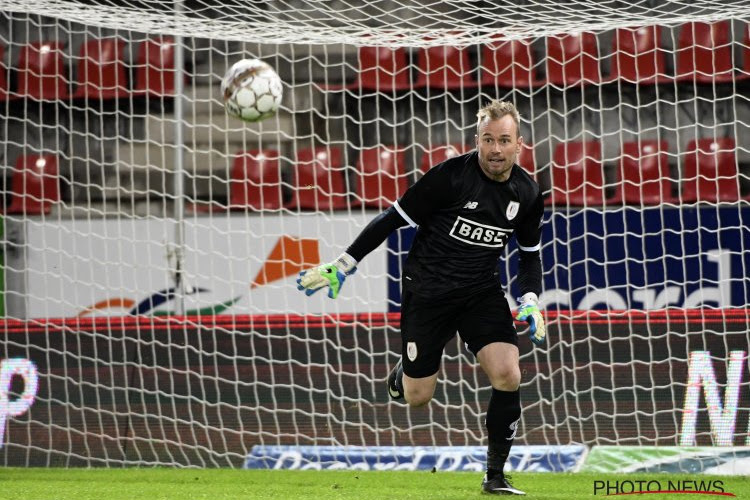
[476,100,521,138]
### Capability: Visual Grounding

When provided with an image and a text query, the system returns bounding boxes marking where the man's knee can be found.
[403,375,437,407]
[404,389,433,407]
[478,343,521,391]
[489,365,521,391]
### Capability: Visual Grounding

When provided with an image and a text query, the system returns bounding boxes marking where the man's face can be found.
[475,114,522,182]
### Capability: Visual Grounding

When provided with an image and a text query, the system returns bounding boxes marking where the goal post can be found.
[0,0,749,470]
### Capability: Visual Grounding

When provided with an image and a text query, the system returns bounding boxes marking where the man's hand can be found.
[296,253,357,299]
[516,292,546,345]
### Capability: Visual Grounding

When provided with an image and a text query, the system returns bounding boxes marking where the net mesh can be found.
[0,0,749,468]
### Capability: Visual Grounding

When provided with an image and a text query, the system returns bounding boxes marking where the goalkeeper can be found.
[297,100,544,496]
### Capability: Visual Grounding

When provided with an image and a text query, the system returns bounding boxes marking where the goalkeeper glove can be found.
[296,253,357,299]
[516,292,546,345]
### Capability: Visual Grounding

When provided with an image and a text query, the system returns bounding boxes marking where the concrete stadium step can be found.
[116,144,234,175]
[131,107,296,146]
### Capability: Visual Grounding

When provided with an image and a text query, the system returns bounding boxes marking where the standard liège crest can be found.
[407,342,418,361]
[506,201,520,220]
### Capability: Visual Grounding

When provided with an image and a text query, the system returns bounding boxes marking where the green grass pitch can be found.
[2,469,750,499]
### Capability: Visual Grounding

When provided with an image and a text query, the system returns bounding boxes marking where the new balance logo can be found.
[463,201,478,209]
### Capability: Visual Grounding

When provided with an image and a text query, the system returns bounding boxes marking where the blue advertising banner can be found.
[387,206,750,311]
[244,445,587,472]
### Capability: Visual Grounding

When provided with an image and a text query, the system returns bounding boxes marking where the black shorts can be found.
[399,285,518,378]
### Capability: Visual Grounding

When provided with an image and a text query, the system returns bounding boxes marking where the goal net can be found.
[1,0,749,469]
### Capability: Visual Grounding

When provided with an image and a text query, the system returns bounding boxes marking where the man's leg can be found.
[477,342,525,495]
[388,289,455,406]
[387,358,439,407]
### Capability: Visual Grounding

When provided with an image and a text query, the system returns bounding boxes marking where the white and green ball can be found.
[221,58,283,123]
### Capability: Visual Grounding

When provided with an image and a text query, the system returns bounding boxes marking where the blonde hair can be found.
[476,100,521,137]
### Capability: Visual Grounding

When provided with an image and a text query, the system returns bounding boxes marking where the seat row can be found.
[0,37,176,101]
[3,137,745,216]
[328,21,750,92]
[229,139,747,211]
[547,137,746,205]
[230,137,749,210]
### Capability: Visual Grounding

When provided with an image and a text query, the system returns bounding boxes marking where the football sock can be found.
[485,389,521,478]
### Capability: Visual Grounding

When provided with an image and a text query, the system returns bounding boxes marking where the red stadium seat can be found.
[287,146,352,210]
[546,32,601,87]
[517,142,536,176]
[610,140,675,205]
[415,45,477,90]
[676,22,734,83]
[134,37,176,96]
[419,143,471,174]
[610,26,670,84]
[229,149,284,210]
[17,41,69,100]
[356,146,408,208]
[741,23,750,81]
[73,37,129,99]
[681,137,745,203]
[549,141,605,206]
[335,46,413,92]
[5,154,60,215]
[481,38,541,89]
[0,44,8,101]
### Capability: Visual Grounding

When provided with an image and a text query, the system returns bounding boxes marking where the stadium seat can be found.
[610,140,675,205]
[17,41,69,100]
[229,149,284,210]
[356,146,408,208]
[545,32,601,87]
[610,26,670,84]
[0,44,8,101]
[415,45,477,90]
[336,46,413,92]
[517,142,536,176]
[676,21,734,83]
[741,23,750,81]
[73,37,129,99]
[480,38,541,89]
[681,137,746,203]
[134,37,176,96]
[549,141,606,206]
[419,143,472,174]
[287,146,352,210]
[5,154,60,215]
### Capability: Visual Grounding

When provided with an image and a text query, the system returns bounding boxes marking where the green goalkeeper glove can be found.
[516,292,546,345]
[296,253,358,299]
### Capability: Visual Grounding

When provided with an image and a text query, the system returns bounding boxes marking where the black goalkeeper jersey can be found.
[394,151,544,297]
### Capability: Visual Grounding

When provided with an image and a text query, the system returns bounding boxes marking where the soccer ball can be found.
[221,58,283,123]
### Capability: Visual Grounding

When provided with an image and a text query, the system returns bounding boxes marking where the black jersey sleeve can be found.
[516,191,544,296]
[345,206,408,262]
[393,162,455,227]
[516,190,544,251]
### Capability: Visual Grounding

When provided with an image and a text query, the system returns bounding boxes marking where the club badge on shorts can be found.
[407,342,418,361]
[506,201,520,221]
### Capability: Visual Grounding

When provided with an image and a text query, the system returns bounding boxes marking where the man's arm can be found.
[297,161,452,299]
[345,206,409,262]
[517,249,542,296]
[296,206,408,298]
[515,191,545,345]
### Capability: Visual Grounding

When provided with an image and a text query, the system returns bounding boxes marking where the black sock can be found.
[484,389,521,477]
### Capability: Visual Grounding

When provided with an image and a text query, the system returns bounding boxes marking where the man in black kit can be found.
[297,100,545,496]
